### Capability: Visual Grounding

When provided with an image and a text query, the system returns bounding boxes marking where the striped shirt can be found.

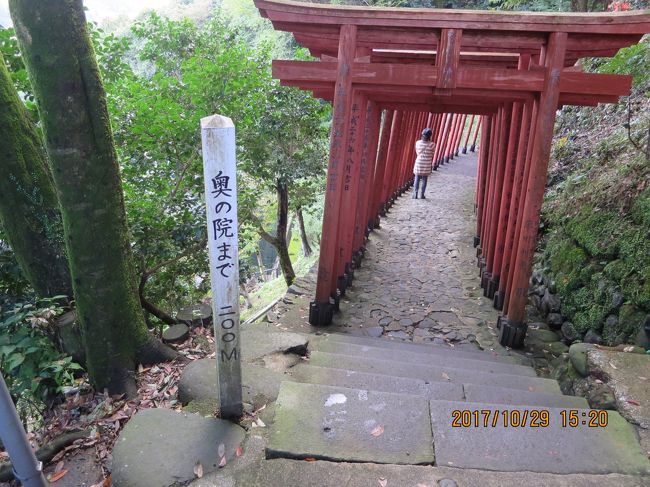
[413,140,435,176]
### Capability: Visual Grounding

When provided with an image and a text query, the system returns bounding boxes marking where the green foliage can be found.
[598,40,650,86]
[90,11,329,313]
[0,299,83,410]
[0,27,32,98]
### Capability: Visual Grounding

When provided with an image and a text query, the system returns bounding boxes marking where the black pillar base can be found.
[309,300,334,326]
[344,263,354,285]
[337,275,347,296]
[444,156,450,164]
[477,257,485,271]
[365,225,372,237]
[332,291,340,312]
[462,147,467,154]
[498,318,528,348]
[493,291,505,311]
[352,251,362,269]
[481,271,491,292]
[379,204,387,217]
[476,245,483,258]
[455,150,460,157]
[486,276,499,300]
[470,144,476,152]
[473,235,480,248]
[373,217,381,229]
[433,165,438,171]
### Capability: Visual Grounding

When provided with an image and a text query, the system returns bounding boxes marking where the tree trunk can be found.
[10,0,176,396]
[240,283,252,309]
[0,52,72,298]
[274,182,295,286]
[295,208,313,257]
[571,0,588,11]
[255,245,268,281]
[255,182,296,287]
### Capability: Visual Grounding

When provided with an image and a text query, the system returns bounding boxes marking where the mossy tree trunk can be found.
[10,0,176,395]
[295,208,312,257]
[255,181,296,287]
[0,52,72,298]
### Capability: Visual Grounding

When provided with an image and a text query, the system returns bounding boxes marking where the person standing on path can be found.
[412,128,435,199]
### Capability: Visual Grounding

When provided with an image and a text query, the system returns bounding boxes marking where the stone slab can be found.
[111,408,245,487]
[214,458,650,487]
[463,383,589,408]
[241,325,309,361]
[309,351,562,394]
[587,348,650,455]
[312,333,531,366]
[178,358,291,406]
[312,340,537,377]
[267,382,434,465]
[289,363,464,400]
[429,400,650,475]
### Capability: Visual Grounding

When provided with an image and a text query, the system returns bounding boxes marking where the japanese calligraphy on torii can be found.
[201,114,242,420]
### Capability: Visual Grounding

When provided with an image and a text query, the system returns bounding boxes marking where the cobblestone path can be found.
[274,151,508,354]
[328,152,505,352]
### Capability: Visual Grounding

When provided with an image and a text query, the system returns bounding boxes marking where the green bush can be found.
[0,299,83,413]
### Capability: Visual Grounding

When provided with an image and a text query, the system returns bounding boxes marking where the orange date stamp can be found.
[451,409,609,428]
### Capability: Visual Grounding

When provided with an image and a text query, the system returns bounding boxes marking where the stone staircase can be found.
[268,333,650,476]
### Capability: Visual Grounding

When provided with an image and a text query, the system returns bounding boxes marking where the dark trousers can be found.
[414,175,428,196]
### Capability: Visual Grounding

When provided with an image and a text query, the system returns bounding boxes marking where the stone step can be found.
[267,381,434,465]
[309,351,562,394]
[231,457,650,487]
[311,339,537,377]
[312,333,531,366]
[429,400,650,475]
[289,363,464,401]
[290,364,587,408]
[463,383,589,408]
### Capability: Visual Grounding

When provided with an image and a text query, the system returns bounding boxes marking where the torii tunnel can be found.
[255,0,650,347]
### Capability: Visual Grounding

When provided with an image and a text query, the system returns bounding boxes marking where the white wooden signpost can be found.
[201,114,242,419]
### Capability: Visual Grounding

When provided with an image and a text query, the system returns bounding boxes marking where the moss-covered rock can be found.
[605,304,646,346]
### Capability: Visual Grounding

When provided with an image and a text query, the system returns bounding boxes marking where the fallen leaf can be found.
[441,372,451,381]
[256,418,266,428]
[54,461,65,473]
[371,425,385,437]
[48,469,68,482]
[304,457,317,462]
[235,446,243,457]
[219,456,227,467]
[378,477,388,487]
[609,361,618,370]
[627,399,641,406]
[638,377,647,381]
[218,443,225,457]
[194,462,203,478]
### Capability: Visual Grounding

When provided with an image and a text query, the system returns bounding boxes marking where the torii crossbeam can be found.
[255,0,650,347]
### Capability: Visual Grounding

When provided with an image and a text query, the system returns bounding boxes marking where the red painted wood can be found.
[336,92,369,280]
[481,110,501,263]
[507,32,568,323]
[462,115,475,151]
[470,117,481,149]
[370,110,394,225]
[452,114,467,156]
[355,101,382,251]
[475,115,492,238]
[491,102,522,280]
[315,24,357,303]
[498,100,533,302]
[504,99,538,314]
[381,111,403,206]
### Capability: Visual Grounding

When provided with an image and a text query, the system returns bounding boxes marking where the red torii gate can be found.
[255,0,650,347]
